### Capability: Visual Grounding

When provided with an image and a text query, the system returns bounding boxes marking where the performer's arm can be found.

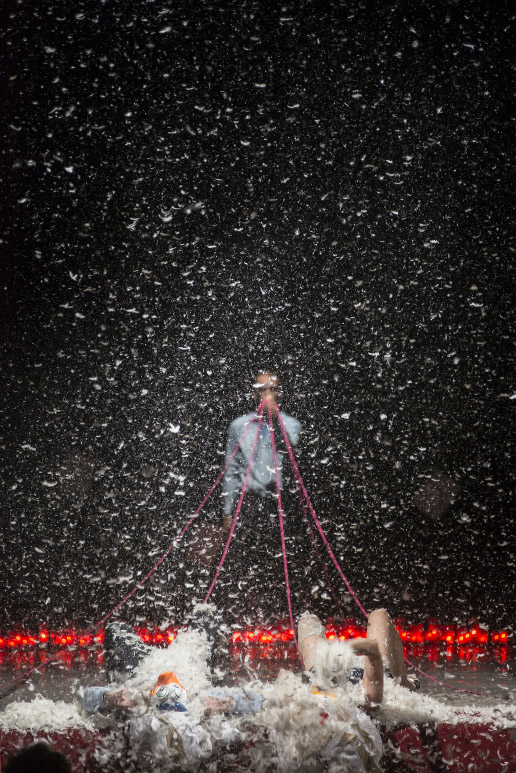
[282,416,302,448]
[80,686,111,714]
[229,687,263,716]
[348,639,384,704]
[81,687,137,714]
[202,688,263,717]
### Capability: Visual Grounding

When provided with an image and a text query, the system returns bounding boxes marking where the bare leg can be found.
[298,609,385,704]
[365,608,415,691]
[298,609,416,708]
[298,612,325,671]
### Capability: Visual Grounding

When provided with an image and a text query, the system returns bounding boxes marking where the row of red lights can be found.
[0,628,177,650]
[0,623,509,650]
[231,621,510,646]
[326,621,509,646]
[230,626,296,644]
[1,645,510,673]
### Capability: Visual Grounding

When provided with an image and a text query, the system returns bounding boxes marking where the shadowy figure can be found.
[4,742,71,773]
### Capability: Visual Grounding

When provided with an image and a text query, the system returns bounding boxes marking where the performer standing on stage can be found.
[221,371,302,618]
[222,370,302,532]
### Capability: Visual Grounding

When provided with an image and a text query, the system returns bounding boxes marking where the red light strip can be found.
[0,624,509,649]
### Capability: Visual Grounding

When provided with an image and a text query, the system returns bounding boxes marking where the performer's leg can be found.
[218,496,262,624]
[188,604,224,646]
[365,608,417,691]
[298,612,325,671]
[104,623,150,683]
[298,608,418,704]
[244,495,282,622]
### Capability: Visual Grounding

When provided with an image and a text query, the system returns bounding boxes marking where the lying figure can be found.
[279,607,420,772]
[80,605,259,767]
[81,605,419,771]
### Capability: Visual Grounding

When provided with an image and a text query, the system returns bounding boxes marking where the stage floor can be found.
[1,644,516,773]
[1,643,514,709]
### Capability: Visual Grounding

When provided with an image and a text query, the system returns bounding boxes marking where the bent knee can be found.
[367,608,390,624]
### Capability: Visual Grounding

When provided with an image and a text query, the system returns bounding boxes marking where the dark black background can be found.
[1,0,514,632]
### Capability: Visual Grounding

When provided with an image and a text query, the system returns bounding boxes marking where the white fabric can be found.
[254,671,382,772]
[319,708,383,773]
[129,712,213,764]
[312,638,355,690]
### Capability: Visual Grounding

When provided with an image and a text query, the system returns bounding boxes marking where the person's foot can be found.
[400,675,421,691]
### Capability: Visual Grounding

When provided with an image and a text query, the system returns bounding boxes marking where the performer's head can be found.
[150,671,187,708]
[253,370,282,413]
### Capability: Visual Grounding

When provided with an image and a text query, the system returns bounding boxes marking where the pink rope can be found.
[302,498,346,617]
[0,412,260,693]
[277,413,498,698]
[204,404,265,602]
[267,406,304,669]
[94,409,260,627]
[1,406,496,701]
[292,475,346,615]
[276,412,369,618]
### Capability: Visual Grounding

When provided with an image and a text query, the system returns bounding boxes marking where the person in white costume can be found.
[80,605,258,767]
[267,606,419,772]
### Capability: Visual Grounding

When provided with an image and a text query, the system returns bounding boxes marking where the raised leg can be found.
[365,608,415,691]
[188,603,229,683]
[298,608,417,707]
[298,612,325,671]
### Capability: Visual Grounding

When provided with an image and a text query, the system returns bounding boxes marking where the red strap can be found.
[204,403,265,602]
[267,406,304,669]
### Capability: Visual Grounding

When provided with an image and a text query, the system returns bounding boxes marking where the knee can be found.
[298,612,324,645]
[367,608,390,626]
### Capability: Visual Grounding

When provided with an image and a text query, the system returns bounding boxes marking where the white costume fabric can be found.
[256,672,383,773]
[128,711,239,768]
[81,627,246,767]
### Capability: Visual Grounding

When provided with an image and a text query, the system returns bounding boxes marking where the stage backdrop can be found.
[1,0,514,633]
